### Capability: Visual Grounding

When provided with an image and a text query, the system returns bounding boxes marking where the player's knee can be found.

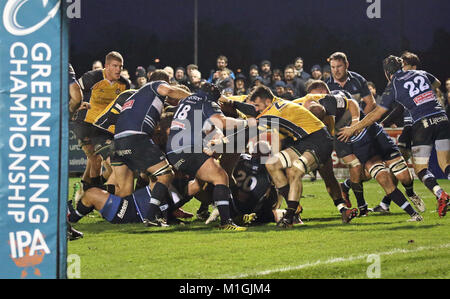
[389,158,410,177]
[344,158,361,169]
[265,157,283,172]
[368,163,388,181]
[286,166,304,182]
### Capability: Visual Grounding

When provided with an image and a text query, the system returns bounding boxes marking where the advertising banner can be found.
[0,0,68,279]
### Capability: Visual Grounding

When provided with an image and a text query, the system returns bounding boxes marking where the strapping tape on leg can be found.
[146,164,173,182]
[346,158,361,168]
[411,145,432,165]
[275,151,292,169]
[369,163,387,179]
[435,139,450,152]
[293,156,309,174]
[389,159,409,175]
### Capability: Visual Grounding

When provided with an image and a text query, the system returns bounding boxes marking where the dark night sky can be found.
[69,0,450,89]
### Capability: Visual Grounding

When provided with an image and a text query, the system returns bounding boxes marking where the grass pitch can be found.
[67,178,450,279]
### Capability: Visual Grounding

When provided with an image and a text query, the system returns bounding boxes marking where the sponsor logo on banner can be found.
[3,0,61,36]
[0,0,66,278]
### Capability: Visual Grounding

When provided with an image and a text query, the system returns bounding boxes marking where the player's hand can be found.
[338,126,356,143]
[78,102,91,111]
[219,95,231,104]
[206,136,229,148]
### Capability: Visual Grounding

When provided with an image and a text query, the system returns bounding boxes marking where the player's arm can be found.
[338,105,387,142]
[425,72,441,89]
[220,95,258,117]
[69,81,83,117]
[209,113,257,132]
[361,93,376,114]
[358,76,377,114]
[347,98,360,125]
[157,84,191,104]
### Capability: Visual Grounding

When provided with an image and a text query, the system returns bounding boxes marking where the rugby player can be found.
[339,55,450,217]
[112,70,192,226]
[166,83,257,230]
[205,153,304,226]
[72,51,130,192]
[304,80,424,215]
[326,52,377,114]
[68,63,82,119]
[249,85,357,228]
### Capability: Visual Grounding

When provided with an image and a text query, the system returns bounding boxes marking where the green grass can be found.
[68,178,450,279]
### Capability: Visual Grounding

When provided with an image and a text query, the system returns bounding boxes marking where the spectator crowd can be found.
[89,52,450,123]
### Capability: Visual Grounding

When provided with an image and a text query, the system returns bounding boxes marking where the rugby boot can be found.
[369,204,390,214]
[358,204,369,217]
[277,214,294,228]
[406,213,423,222]
[172,208,194,219]
[218,219,247,231]
[340,182,352,208]
[143,217,169,227]
[408,193,426,213]
[67,224,84,241]
[341,207,358,223]
[437,191,449,218]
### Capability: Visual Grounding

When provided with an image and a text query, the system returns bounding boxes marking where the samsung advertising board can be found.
[0,0,68,279]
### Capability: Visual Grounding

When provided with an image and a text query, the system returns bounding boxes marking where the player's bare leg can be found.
[196,158,246,230]
[110,163,135,197]
[319,157,359,220]
[366,156,421,221]
[385,156,425,212]
[341,155,364,209]
[412,142,449,217]
[144,160,174,225]
[265,148,317,227]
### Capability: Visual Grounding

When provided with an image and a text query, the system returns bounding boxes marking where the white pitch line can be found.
[220,243,450,279]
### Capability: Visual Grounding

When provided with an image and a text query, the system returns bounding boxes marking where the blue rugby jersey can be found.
[166,90,223,154]
[379,70,445,124]
[114,81,168,138]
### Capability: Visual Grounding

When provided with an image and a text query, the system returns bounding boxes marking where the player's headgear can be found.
[200,82,221,102]
[383,55,403,78]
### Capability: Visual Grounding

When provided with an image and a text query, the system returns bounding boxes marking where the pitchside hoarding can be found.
[0,0,68,278]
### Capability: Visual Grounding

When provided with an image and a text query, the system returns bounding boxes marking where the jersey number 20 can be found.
[234,170,257,192]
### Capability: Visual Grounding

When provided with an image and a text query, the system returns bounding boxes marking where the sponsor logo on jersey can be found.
[171,120,185,129]
[413,91,434,105]
[117,200,129,219]
[121,99,135,111]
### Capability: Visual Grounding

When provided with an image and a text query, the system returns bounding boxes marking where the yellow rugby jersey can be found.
[78,69,130,124]
[256,96,325,140]
[292,94,339,135]
[93,89,137,134]
[227,95,248,102]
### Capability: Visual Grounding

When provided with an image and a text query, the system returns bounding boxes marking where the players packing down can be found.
[112,70,192,226]
[249,85,358,228]
[303,80,424,216]
[339,55,450,218]
[166,83,257,231]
